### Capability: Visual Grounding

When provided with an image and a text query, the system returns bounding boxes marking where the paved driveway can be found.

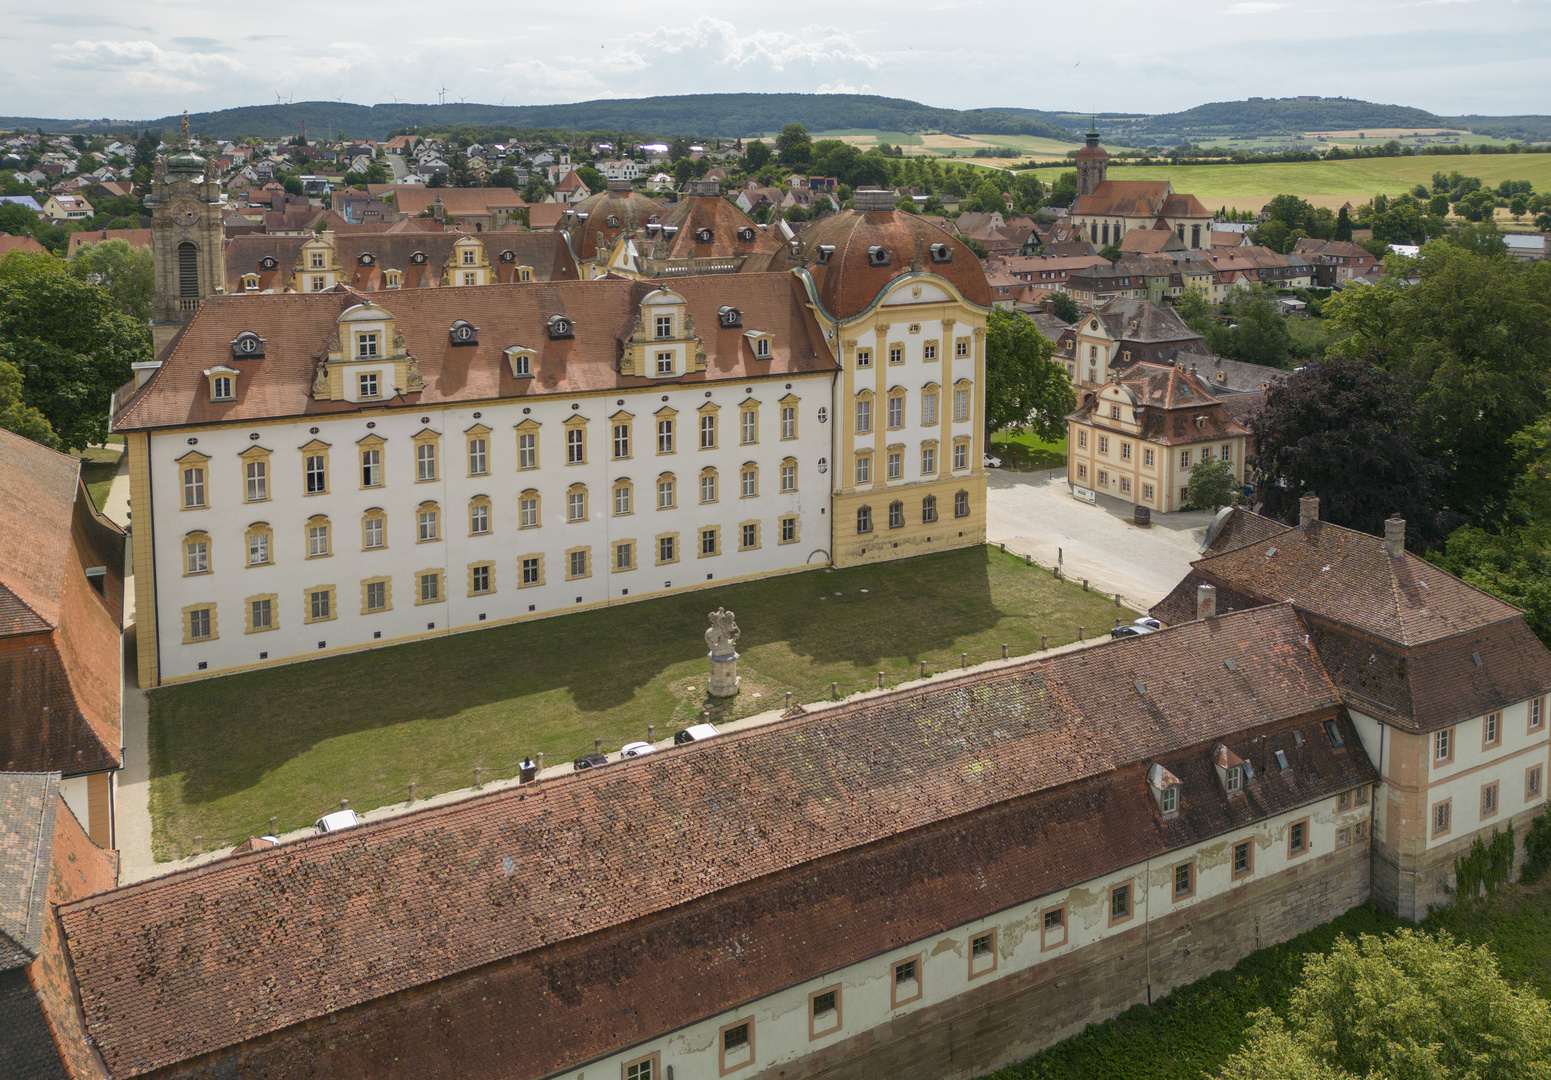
[985,469,1215,609]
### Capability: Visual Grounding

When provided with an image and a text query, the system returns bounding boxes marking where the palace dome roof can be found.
[563,184,668,261]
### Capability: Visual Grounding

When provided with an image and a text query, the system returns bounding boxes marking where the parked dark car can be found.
[573,752,609,771]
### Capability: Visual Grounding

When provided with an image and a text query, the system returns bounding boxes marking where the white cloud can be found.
[1224,2,1287,13]
[623,17,882,73]
[816,80,874,94]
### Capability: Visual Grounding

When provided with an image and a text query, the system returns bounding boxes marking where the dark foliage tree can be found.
[1050,291,1079,323]
[743,140,772,171]
[0,252,150,450]
[775,124,812,170]
[1251,353,1448,549]
[0,359,57,448]
[983,308,1074,444]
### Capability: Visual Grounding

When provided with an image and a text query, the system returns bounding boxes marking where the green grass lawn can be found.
[980,873,1551,1080]
[1022,156,1551,212]
[990,429,1067,471]
[147,546,1126,858]
[75,444,123,510]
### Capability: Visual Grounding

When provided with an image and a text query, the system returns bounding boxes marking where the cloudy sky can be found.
[4,0,1547,122]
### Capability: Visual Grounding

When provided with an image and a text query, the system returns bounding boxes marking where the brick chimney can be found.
[1299,494,1320,527]
[1196,583,1217,620]
[1384,517,1405,557]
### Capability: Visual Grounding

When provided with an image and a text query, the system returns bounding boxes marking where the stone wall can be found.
[753,844,1370,1080]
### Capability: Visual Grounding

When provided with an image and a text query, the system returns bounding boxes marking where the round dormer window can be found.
[499,250,516,263]
[359,253,374,265]
[259,256,277,270]
[606,215,620,228]
[411,251,428,265]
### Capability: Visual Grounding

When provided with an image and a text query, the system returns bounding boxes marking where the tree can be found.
[0,358,58,448]
[743,140,772,171]
[67,238,154,323]
[1187,456,1238,510]
[775,124,812,170]
[1215,930,1551,1080]
[0,202,35,236]
[964,179,1005,214]
[1098,241,1123,262]
[574,164,604,193]
[1050,292,1079,323]
[983,308,1075,444]
[1251,353,1448,548]
[1047,171,1078,208]
[1222,285,1293,369]
[961,237,989,259]
[0,251,150,450]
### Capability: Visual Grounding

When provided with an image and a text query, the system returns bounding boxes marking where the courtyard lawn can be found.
[147,546,1126,858]
[990,429,1067,471]
[76,443,123,510]
[979,868,1551,1080]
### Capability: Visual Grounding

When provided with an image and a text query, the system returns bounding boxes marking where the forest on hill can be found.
[0,94,1082,143]
[1106,97,1551,144]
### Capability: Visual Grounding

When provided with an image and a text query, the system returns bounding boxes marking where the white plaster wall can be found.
[1422,698,1550,850]
[563,795,1368,1080]
[59,774,91,835]
[149,372,833,680]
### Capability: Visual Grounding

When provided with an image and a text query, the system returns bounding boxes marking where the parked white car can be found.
[315,809,359,833]
[620,741,656,758]
[984,453,1002,469]
[674,723,719,745]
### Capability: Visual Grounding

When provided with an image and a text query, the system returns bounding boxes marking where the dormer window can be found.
[358,252,375,266]
[449,320,478,346]
[242,274,259,292]
[1147,763,1181,817]
[606,215,620,228]
[930,242,952,264]
[204,366,239,402]
[738,227,755,242]
[867,246,890,267]
[1226,765,1243,792]
[719,306,742,329]
[815,244,835,265]
[655,315,673,339]
[499,249,516,263]
[410,251,428,265]
[461,248,476,265]
[259,256,278,270]
[696,228,713,243]
[385,270,401,289]
[1212,743,1249,796]
[505,346,535,378]
[547,314,574,339]
[231,331,264,359]
[646,223,661,237]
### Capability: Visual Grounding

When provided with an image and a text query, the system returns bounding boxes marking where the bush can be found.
[1523,807,1551,883]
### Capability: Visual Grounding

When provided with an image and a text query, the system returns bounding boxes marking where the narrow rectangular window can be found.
[891,957,921,1007]
[954,388,970,422]
[418,509,438,542]
[521,557,540,585]
[189,607,211,639]
[1529,765,1543,800]
[616,542,633,570]
[659,535,675,563]
[470,503,489,534]
[613,424,630,459]
[420,572,439,603]
[307,523,329,557]
[471,565,491,593]
[954,442,968,470]
[246,460,268,502]
[701,414,717,449]
[887,452,902,480]
[1482,782,1499,818]
[1532,696,1544,731]
[183,466,205,508]
[366,581,386,611]
[1435,727,1452,763]
[417,442,437,481]
[656,351,674,375]
[615,484,632,515]
[1109,883,1132,923]
[781,516,797,542]
[251,598,272,630]
[655,315,672,338]
[857,505,872,534]
[856,456,871,484]
[658,479,675,509]
[856,400,872,433]
[518,433,537,470]
[1232,840,1253,879]
[569,549,588,577]
[363,517,384,549]
[922,393,937,426]
[1484,711,1500,748]
[955,490,970,517]
[1174,862,1194,898]
[781,463,796,492]
[658,420,674,454]
[741,468,756,498]
[888,396,903,429]
[742,410,757,444]
[781,406,796,439]
[566,428,584,464]
[519,496,538,528]
[1288,819,1309,856]
[1180,450,1191,469]
[357,332,377,357]
[310,590,330,621]
[741,523,757,549]
[468,438,487,476]
[956,339,969,358]
[701,528,718,556]
[568,490,586,521]
[1041,906,1067,949]
[306,454,327,493]
[361,448,382,487]
[1143,447,1155,467]
[1433,800,1451,837]
[248,530,270,566]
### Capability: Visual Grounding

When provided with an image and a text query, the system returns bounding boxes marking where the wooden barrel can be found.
[1134,504,1151,527]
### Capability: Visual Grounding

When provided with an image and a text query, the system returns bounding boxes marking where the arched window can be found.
[178,242,199,298]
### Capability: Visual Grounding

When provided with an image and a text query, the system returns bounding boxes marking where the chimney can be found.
[1299,494,1320,527]
[1196,583,1217,620]
[1384,517,1405,557]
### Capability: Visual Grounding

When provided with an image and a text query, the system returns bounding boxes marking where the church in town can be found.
[1068,126,1214,250]
[121,156,994,686]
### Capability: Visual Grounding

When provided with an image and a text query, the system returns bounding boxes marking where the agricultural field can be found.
[1018,155,1551,214]
[806,129,921,146]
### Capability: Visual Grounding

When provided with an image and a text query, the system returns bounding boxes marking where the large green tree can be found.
[983,308,1074,444]
[743,140,772,171]
[0,358,57,447]
[0,251,149,450]
[1220,284,1293,369]
[67,238,154,323]
[775,124,812,170]
[1325,242,1551,526]
[1251,353,1447,548]
[1187,456,1238,510]
[1217,929,1551,1080]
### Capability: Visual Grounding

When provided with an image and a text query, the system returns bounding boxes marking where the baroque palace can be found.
[120,146,993,686]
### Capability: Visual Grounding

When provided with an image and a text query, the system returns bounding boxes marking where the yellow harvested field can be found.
[829,134,878,145]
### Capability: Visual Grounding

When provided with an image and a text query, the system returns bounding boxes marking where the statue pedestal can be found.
[708,652,740,698]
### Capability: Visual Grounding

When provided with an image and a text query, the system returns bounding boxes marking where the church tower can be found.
[1074,120,1109,197]
[147,114,224,355]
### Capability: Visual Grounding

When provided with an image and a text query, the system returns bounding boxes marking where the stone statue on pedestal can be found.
[705,608,740,697]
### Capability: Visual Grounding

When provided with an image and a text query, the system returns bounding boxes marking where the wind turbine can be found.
[438,83,448,106]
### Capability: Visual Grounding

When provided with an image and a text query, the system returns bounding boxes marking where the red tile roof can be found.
[59,605,1345,1078]
[112,275,834,432]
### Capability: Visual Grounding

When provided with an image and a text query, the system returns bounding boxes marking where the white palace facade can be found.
[113,191,994,686]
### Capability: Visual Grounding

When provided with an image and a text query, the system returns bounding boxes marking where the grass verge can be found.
[981,875,1551,1080]
[147,546,1125,858]
[75,444,122,510]
[990,429,1067,471]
